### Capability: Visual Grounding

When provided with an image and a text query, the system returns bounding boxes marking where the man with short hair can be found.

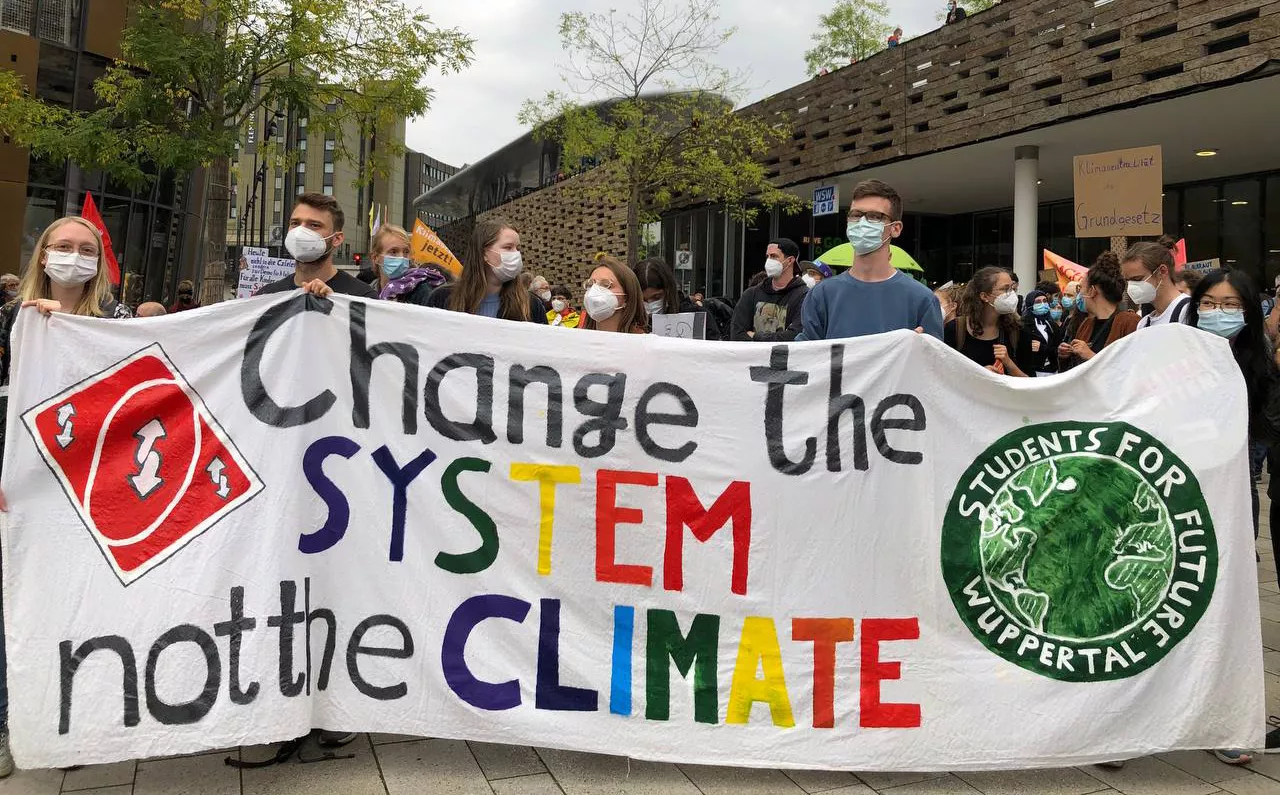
[730,237,809,342]
[798,179,943,341]
[135,302,167,317]
[169,279,199,313]
[258,193,377,300]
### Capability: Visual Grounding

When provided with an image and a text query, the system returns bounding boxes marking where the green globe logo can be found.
[942,421,1217,682]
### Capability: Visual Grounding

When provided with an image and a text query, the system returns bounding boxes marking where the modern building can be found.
[1,0,205,307]
[420,0,1280,298]
[225,104,407,267]
[404,149,457,230]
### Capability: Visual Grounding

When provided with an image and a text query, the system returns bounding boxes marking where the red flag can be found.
[1173,238,1188,271]
[80,192,120,286]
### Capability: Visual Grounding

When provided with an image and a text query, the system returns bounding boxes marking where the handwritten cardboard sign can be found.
[1073,145,1163,238]
[651,312,707,339]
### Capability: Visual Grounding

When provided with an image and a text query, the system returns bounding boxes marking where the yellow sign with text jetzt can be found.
[411,220,462,276]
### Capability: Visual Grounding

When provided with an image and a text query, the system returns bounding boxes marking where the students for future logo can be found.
[941,421,1217,682]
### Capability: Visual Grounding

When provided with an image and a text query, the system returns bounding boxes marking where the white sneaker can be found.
[0,729,14,777]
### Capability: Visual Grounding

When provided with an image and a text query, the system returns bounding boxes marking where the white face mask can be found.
[551,298,568,313]
[537,289,552,303]
[1126,276,1158,306]
[644,299,665,316]
[584,284,621,322]
[802,275,817,289]
[764,258,785,279]
[493,250,523,282]
[285,226,335,263]
[993,292,1020,315]
[44,249,98,286]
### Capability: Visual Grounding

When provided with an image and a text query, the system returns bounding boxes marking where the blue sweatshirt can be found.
[797,271,943,341]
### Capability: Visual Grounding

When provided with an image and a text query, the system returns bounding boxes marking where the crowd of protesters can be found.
[0,177,1277,774]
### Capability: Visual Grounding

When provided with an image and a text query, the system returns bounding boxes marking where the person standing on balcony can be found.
[888,27,903,47]
[946,0,968,24]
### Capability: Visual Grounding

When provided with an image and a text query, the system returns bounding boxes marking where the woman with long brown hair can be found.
[944,266,1029,376]
[370,224,448,305]
[426,217,545,323]
[581,255,648,334]
[1057,251,1139,371]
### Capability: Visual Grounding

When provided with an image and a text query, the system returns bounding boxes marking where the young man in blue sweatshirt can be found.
[797,179,943,341]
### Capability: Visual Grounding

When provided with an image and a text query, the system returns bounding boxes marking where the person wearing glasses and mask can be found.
[580,256,648,334]
[945,267,1029,376]
[797,179,942,341]
[1187,268,1276,764]
[258,193,377,300]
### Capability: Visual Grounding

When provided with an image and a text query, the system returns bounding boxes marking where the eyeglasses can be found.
[1198,298,1245,314]
[47,243,99,258]
[847,210,897,224]
[583,277,618,291]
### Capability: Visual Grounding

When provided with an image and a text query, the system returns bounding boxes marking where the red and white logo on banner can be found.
[23,344,263,584]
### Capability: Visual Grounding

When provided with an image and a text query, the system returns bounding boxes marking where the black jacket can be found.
[731,276,808,342]
[677,294,722,341]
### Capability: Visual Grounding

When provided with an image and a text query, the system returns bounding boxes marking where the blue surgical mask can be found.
[847,219,889,256]
[1050,308,1064,322]
[1032,303,1050,317]
[1077,295,1087,314]
[382,256,411,279]
[1197,309,1247,339]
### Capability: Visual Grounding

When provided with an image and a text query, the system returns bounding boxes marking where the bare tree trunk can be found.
[199,154,231,305]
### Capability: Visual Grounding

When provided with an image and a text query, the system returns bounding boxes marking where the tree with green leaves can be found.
[0,0,472,302]
[804,0,892,75]
[518,0,801,263]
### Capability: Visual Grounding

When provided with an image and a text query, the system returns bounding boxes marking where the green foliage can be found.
[804,0,892,75]
[0,0,474,187]
[518,0,801,258]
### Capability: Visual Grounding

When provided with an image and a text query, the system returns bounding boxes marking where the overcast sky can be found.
[407,0,951,168]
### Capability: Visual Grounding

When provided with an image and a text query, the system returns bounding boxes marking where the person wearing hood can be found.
[731,237,808,342]
[1021,287,1063,376]
[635,257,721,340]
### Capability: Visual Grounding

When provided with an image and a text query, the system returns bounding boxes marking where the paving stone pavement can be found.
[2,494,1276,795]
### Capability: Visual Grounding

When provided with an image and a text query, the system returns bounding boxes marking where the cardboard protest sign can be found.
[412,220,462,276]
[651,312,707,340]
[1073,145,1163,238]
[1185,258,1220,274]
[2,299,1261,770]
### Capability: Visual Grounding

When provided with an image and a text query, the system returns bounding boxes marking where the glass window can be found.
[1163,189,1180,236]
[157,168,177,206]
[298,139,307,151]
[2,0,34,34]
[37,0,80,47]
[143,209,171,301]
[298,117,307,128]
[323,172,333,187]
[20,186,63,268]
[1266,177,1280,290]
[123,204,148,277]
[27,154,66,187]
[1222,179,1261,283]
[322,185,334,196]
[273,200,281,212]
[1077,238,1110,269]
[37,45,76,109]
[974,212,1000,269]
[324,162,334,174]
[75,54,106,112]
[1182,184,1221,266]
[100,194,129,262]
[324,139,335,151]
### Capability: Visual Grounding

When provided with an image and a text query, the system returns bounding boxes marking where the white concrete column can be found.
[1013,145,1040,289]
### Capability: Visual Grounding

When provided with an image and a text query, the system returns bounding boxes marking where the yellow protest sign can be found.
[412,219,462,276]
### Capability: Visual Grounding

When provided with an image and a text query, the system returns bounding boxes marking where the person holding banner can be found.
[945,267,1029,376]
[370,224,447,305]
[1124,239,1190,329]
[581,255,649,334]
[1057,252,1138,371]
[427,217,546,323]
[635,257,721,340]
[259,194,378,300]
[0,215,136,776]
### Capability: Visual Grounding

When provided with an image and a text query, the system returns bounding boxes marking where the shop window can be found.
[20,186,64,268]
[1181,184,1221,266]
[36,44,76,109]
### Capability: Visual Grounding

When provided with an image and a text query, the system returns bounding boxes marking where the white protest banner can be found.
[2,299,1262,771]
[1074,145,1164,238]
[651,312,707,340]
[1185,258,1221,274]
[236,249,296,298]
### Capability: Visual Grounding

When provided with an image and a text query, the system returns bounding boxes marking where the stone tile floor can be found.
[4,505,1279,795]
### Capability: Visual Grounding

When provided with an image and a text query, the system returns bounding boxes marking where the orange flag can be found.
[411,220,461,277]
[1043,249,1089,292]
